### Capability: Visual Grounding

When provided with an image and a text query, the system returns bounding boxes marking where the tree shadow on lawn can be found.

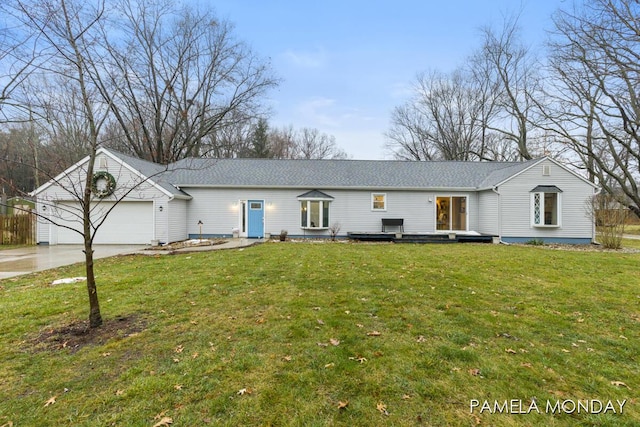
[27,314,146,354]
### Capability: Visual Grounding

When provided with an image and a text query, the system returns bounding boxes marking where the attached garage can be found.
[54,201,154,244]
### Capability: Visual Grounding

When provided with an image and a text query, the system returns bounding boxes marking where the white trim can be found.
[530,191,562,228]
[371,192,387,211]
[300,199,330,229]
[434,194,469,232]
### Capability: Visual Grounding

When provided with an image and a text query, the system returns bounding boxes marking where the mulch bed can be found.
[28,314,146,354]
[145,239,227,251]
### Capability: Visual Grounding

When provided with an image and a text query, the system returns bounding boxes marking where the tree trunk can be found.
[84,241,102,328]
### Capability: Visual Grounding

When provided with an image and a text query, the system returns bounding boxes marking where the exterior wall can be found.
[497,159,596,243]
[477,190,499,235]
[166,198,188,243]
[183,187,481,238]
[35,152,169,244]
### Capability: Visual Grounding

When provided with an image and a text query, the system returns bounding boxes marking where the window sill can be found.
[301,227,328,230]
[532,224,561,228]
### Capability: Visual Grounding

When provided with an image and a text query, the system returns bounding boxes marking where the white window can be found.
[371,193,386,211]
[531,186,562,227]
[300,200,330,229]
[298,190,333,229]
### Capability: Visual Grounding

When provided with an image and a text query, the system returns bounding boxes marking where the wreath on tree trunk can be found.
[91,171,116,198]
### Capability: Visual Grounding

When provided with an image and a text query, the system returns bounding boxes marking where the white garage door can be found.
[55,201,153,244]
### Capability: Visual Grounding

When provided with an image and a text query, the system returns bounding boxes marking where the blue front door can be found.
[247,200,264,238]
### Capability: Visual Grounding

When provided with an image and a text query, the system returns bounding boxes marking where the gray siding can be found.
[477,190,499,235]
[167,199,188,243]
[498,159,595,240]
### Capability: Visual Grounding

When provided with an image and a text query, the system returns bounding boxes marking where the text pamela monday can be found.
[470,399,627,415]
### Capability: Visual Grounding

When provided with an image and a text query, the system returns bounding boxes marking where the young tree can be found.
[1,0,237,328]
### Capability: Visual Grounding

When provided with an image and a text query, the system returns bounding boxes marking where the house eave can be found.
[174,184,480,192]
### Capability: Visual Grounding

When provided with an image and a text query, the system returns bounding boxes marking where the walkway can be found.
[0,239,262,280]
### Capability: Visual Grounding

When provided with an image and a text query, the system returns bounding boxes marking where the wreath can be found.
[91,170,116,198]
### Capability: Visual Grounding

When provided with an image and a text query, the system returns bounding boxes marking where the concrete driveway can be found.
[0,245,145,280]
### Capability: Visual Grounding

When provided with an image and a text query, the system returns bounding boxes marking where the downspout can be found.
[492,186,507,244]
[592,188,601,244]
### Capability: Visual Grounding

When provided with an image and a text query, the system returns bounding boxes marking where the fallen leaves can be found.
[376,402,390,416]
[611,381,631,389]
[337,400,349,410]
[471,413,482,425]
[366,331,381,337]
[44,396,57,407]
[237,388,252,396]
[329,338,340,346]
[152,417,173,427]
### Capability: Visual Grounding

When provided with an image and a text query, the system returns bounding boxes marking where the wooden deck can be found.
[346,232,496,244]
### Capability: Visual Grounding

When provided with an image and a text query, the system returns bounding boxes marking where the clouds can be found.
[210,0,565,160]
[281,47,328,69]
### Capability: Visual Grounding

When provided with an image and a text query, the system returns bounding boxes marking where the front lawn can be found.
[0,243,638,426]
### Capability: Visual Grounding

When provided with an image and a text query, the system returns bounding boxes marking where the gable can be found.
[32,148,184,200]
[491,157,597,190]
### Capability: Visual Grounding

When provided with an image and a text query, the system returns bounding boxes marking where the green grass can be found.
[1,243,639,426]
[624,224,640,235]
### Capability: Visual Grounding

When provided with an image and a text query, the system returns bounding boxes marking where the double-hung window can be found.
[371,193,387,211]
[531,185,562,227]
[298,190,333,229]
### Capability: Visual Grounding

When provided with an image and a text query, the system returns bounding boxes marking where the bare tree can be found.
[10,0,112,327]
[266,125,347,160]
[268,125,297,159]
[545,0,640,216]
[385,102,439,160]
[385,69,506,161]
[476,13,542,160]
[295,127,347,159]
[98,0,278,164]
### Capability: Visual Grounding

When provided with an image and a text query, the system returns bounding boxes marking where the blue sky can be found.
[201,1,566,159]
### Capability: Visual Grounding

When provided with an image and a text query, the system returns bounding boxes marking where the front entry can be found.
[247,200,265,238]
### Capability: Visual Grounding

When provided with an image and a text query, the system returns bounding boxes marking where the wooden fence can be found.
[0,214,36,245]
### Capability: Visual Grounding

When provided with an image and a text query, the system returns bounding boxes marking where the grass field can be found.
[0,242,638,426]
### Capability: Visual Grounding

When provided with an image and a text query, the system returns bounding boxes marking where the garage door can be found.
[55,201,153,244]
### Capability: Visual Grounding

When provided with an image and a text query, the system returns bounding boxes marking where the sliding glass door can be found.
[436,196,467,231]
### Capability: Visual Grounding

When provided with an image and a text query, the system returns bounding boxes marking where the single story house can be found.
[32,148,599,245]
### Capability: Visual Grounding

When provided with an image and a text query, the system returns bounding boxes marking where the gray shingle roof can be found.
[106,150,189,197]
[163,157,539,190]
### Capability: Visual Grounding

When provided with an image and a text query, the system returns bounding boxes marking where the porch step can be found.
[346,232,495,244]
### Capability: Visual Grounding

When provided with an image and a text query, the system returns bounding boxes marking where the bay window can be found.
[531,185,562,227]
[298,190,333,229]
